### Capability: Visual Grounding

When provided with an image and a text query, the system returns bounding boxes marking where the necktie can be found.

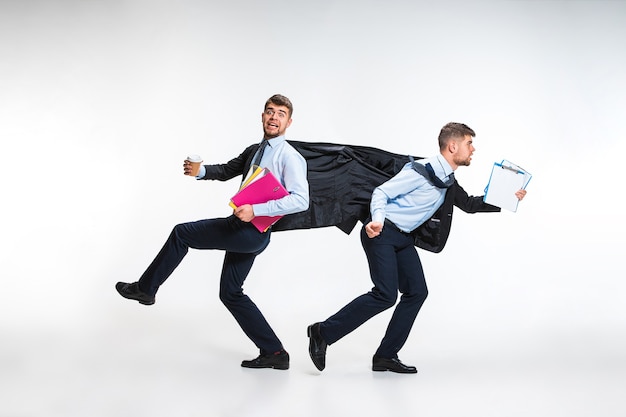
[409,156,455,188]
[252,139,269,169]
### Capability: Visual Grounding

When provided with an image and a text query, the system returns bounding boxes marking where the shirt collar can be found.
[263,135,286,148]
[434,154,454,180]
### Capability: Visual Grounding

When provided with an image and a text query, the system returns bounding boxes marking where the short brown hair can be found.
[438,122,475,150]
[265,94,293,118]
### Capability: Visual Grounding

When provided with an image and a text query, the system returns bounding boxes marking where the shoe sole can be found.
[117,291,155,305]
[372,366,418,374]
[241,363,289,370]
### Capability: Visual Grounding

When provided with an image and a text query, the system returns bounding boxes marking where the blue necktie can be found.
[252,140,269,169]
[409,156,454,188]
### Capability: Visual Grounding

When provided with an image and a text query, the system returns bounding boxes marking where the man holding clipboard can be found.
[115,94,309,370]
[307,122,527,374]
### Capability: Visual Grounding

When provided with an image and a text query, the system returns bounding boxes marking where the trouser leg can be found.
[375,243,428,358]
[136,215,280,352]
[138,216,269,296]
[219,250,283,354]
[320,226,399,344]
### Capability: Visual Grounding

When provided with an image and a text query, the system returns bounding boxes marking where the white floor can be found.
[3,297,624,417]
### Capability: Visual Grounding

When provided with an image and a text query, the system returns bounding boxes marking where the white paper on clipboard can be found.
[484,160,532,212]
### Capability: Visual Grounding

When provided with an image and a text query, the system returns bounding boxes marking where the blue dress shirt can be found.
[370,154,454,233]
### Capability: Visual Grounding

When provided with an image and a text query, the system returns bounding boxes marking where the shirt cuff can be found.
[195,165,206,179]
[252,202,270,216]
[372,211,385,224]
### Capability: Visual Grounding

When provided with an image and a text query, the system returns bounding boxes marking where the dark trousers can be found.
[320,221,428,358]
[137,215,283,354]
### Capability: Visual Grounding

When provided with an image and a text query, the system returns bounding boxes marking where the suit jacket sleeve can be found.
[453,182,500,214]
[199,144,257,181]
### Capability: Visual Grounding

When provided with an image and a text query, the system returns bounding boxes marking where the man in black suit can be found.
[115,94,309,370]
[306,122,526,373]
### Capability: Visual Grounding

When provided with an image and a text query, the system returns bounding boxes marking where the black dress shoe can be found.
[307,322,327,371]
[372,356,417,374]
[115,282,155,305]
[241,350,289,370]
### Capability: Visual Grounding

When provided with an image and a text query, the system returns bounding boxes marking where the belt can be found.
[384,219,412,236]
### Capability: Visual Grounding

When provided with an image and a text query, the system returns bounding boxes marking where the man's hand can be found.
[365,221,383,238]
[234,204,255,222]
[183,160,194,176]
[515,189,527,200]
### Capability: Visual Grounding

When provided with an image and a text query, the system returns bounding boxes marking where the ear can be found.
[448,140,457,153]
[286,118,293,129]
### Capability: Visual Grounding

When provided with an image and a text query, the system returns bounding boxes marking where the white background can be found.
[1,1,625,416]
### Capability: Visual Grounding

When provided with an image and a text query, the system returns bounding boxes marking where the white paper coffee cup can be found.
[186,154,203,176]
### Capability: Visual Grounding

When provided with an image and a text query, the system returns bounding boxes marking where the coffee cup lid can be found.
[186,155,202,163]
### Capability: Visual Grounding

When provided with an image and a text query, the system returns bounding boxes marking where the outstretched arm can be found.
[182,145,256,181]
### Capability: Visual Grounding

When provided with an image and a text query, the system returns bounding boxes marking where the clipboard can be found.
[484,159,532,212]
[230,168,289,232]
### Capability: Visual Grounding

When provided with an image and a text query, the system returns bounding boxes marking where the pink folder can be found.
[230,168,289,232]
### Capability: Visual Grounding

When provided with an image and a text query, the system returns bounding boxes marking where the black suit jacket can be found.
[411,181,500,253]
[275,141,410,233]
[201,141,500,253]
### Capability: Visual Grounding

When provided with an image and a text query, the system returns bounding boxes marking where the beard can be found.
[454,156,471,167]
[263,125,282,139]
